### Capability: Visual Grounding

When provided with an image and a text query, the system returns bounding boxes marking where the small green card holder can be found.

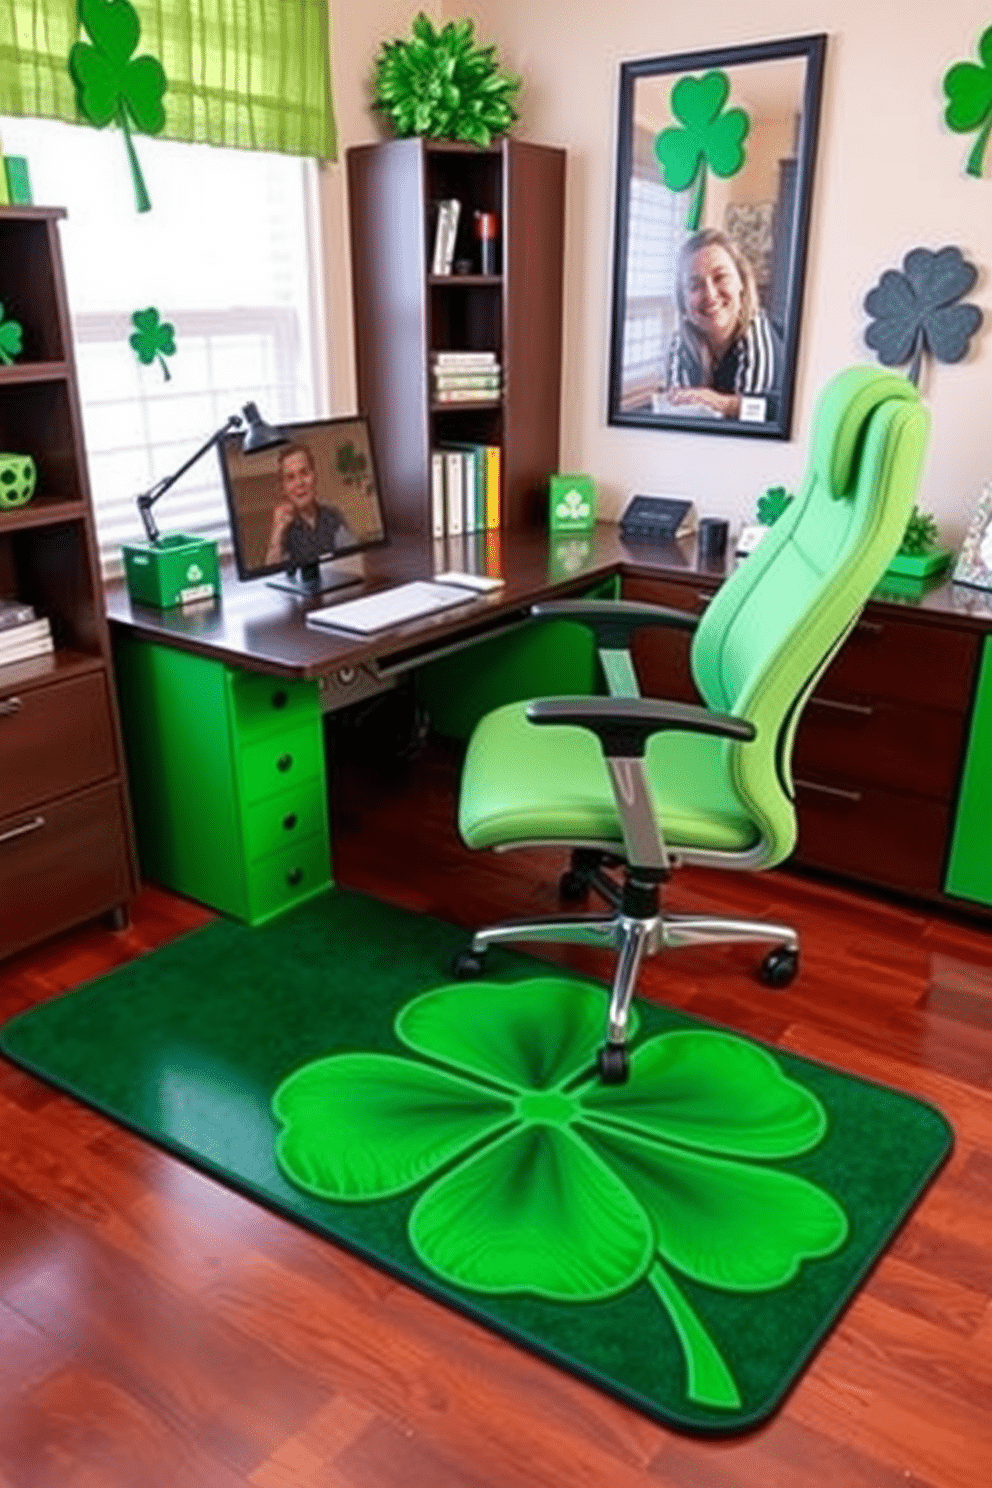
[549,473,597,532]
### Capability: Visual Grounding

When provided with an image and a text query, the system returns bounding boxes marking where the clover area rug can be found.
[0,888,952,1436]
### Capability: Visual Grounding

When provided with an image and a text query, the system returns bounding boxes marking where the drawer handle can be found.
[276,752,294,773]
[286,866,304,887]
[795,778,863,803]
[855,620,884,636]
[0,695,23,718]
[0,814,45,846]
[271,689,289,710]
[809,697,874,718]
[282,812,298,832]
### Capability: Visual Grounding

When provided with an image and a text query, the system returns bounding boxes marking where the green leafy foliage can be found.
[372,12,520,147]
[69,0,167,213]
[654,71,749,230]
[129,307,176,380]
[899,505,940,556]
[0,303,24,366]
[943,26,992,178]
[336,441,369,485]
[756,486,794,526]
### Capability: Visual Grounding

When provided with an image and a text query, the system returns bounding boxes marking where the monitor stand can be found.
[266,560,363,599]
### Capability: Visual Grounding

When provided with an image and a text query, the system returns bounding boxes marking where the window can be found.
[617,125,687,409]
[0,115,327,570]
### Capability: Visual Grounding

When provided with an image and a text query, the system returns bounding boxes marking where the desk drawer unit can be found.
[113,636,331,924]
[1,669,118,817]
[621,572,984,907]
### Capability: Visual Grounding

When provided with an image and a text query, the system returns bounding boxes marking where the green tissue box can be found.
[122,534,220,608]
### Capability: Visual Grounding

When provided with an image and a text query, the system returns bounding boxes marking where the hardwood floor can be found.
[2,732,992,1487]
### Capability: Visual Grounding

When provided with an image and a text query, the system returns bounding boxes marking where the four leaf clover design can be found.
[655,71,750,231]
[943,26,992,178]
[69,0,167,213]
[0,303,24,366]
[864,246,983,387]
[129,307,176,380]
[273,977,848,1412]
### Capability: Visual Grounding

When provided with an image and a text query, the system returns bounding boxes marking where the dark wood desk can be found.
[105,524,992,924]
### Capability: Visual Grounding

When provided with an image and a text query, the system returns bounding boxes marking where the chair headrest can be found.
[812,367,921,498]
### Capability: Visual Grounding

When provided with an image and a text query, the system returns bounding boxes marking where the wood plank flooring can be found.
[2,732,991,1487]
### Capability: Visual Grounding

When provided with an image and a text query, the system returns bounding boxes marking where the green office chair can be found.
[454,367,930,1082]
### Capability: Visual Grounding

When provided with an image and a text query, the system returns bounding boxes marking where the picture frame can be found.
[607,33,827,440]
[953,484,992,591]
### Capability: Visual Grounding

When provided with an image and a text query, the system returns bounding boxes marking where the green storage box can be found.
[122,534,220,608]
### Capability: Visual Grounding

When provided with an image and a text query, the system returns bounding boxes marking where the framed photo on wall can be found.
[607,33,827,440]
[953,484,992,591]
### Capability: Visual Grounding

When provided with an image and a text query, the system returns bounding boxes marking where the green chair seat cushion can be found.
[458,701,761,855]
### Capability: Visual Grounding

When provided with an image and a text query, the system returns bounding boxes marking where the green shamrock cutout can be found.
[0,303,24,365]
[655,71,750,230]
[273,977,848,1413]
[756,485,794,526]
[943,26,992,178]
[129,307,176,379]
[69,0,167,213]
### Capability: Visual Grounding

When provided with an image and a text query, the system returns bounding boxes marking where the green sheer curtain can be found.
[0,0,336,160]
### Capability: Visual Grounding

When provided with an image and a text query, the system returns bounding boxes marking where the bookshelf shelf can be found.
[0,205,138,960]
[347,137,566,536]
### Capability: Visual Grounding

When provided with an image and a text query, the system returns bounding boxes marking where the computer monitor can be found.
[218,413,387,596]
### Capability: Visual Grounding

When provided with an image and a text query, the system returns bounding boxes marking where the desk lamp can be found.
[122,402,286,609]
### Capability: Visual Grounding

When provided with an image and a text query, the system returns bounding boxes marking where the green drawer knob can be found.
[286,866,304,886]
[271,689,289,710]
[282,812,298,832]
[277,752,294,772]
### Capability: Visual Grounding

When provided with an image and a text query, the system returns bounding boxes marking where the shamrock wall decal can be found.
[863,246,983,386]
[68,0,167,213]
[654,71,749,231]
[0,303,24,365]
[129,307,176,379]
[943,26,992,178]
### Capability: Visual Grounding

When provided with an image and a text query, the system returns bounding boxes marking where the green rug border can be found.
[0,888,954,1437]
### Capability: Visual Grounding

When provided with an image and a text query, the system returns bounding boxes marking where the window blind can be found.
[0,0,336,159]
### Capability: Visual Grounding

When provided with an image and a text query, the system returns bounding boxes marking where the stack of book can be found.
[431,442,501,538]
[0,598,54,667]
[431,351,501,403]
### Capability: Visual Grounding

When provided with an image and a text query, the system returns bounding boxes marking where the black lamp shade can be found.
[241,402,287,453]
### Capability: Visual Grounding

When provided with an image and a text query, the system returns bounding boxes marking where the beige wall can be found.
[322,2,992,544]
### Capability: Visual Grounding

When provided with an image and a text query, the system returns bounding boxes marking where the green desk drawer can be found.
[237,722,324,805]
[242,776,328,863]
[229,671,320,739]
[245,832,331,924]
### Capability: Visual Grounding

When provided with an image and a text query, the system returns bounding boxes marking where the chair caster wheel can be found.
[760,945,799,989]
[558,869,590,903]
[597,1043,630,1084]
[452,949,486,979]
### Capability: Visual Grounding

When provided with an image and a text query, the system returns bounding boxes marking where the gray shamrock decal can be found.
[864,246,982,386]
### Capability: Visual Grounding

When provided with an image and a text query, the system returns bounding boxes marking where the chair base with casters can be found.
[454,369,930,1084]
[453,853,799,1083]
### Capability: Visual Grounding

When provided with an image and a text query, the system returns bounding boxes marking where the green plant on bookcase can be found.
[371,13,520,147]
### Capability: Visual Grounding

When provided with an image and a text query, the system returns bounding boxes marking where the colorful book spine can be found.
[484,444,501,529]
[444,449,464,537]
[430,451,445,539]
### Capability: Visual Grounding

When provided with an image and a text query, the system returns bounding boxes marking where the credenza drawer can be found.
[241,775,329,863]
[237,721,324,805]
[0,779,133,959]
[229,670,320,740]
[817,612,979,711]
[245,832,331,924]
[794,696,969,800]
[622,574,712,704]
[0,671,117,816]
[793,777,950,898]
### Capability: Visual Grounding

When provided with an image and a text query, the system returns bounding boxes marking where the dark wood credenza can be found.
[620,554,992,917]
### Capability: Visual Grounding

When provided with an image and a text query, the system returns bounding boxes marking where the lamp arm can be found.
[136,414,243,544]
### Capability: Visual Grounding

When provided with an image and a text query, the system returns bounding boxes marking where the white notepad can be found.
[305,579,478,636]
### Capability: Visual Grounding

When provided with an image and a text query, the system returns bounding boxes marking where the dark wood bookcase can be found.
[0,205,138,960]
[346,137,566,533]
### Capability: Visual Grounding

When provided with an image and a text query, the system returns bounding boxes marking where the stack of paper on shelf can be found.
[0,600,53,667]
[431,351,501,403]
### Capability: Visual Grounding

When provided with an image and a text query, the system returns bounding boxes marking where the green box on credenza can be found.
[122,534,220,608]
[549,473,597,532]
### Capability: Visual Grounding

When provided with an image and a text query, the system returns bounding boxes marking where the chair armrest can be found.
[530,599,699,650]
[526,696,754,758]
